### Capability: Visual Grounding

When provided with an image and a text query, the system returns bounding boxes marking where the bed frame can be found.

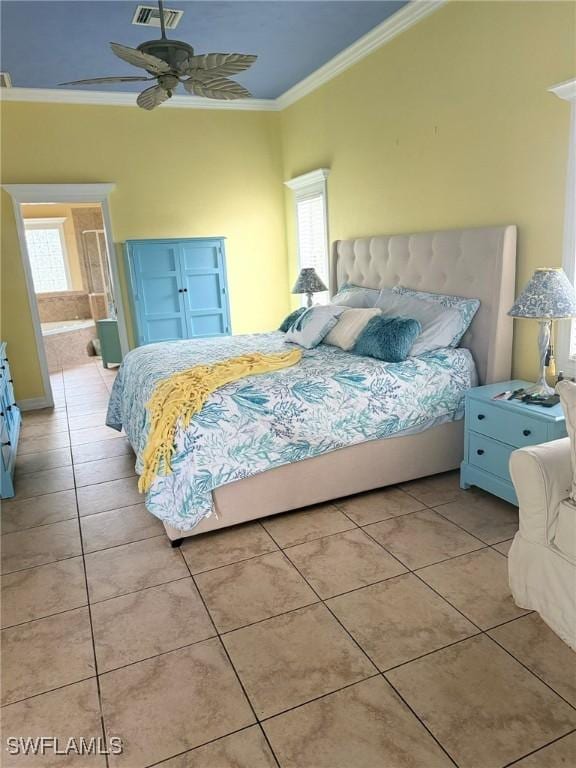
[164,224,517,544]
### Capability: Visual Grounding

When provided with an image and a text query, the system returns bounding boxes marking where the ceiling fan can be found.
[59,0,257,110]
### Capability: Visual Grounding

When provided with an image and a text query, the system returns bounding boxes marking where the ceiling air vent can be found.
[132,5,183,30]
[0,72,12,88]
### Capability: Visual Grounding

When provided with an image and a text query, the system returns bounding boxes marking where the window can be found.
[24,218,71,293]
[550,79,576,374]
[285,169,330,304]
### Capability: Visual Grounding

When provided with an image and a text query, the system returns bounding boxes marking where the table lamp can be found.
[292,268,327,307]
[508,267,576,395]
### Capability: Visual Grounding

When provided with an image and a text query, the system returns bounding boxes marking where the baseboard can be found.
[18,396,52,411]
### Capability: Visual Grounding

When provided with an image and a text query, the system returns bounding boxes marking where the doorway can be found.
[21,201,116,374]
[4,184,128,409]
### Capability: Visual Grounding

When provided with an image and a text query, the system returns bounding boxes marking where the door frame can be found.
[3,183,129,409]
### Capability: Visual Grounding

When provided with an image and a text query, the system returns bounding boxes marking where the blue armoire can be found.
[125,238,231,346]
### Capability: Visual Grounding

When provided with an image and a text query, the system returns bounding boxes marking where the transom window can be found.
[285,169,330,305]
[24,218,71,293]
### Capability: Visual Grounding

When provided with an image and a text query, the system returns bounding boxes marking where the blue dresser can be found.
[461,380,567,505]
[1,343,21,498]
[125,238,231,346]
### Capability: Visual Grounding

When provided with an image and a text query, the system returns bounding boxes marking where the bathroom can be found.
[21,202,115,372]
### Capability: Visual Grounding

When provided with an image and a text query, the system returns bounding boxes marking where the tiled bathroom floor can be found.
[1,361,576,767]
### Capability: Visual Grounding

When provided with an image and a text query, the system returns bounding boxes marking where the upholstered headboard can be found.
[331,225,517,384]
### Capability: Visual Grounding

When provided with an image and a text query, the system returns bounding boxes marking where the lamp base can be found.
[528,320,556,397]
[524,380,555,397]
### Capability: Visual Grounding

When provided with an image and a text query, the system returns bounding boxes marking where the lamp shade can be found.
[508,268,576,319]
[291,267,327,295]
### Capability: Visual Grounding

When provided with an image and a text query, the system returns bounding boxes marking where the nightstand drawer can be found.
[468,399,548,448]
[468,432,515,481]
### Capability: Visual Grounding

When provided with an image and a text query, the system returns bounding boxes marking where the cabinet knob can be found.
[476,449,485,456]
[477,414,485,420]
[178,288,184,293]
[2,441,11,447]
[522,429,531,437]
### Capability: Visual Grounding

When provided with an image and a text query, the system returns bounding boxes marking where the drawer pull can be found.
[2,441,11,447]
[522,429,531,437]
[476,449,485,456]
[477,414,485,420]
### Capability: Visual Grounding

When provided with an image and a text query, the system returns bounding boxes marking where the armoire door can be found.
[126,241,187,345]
[179,240,230,338]
[126,238,231,345]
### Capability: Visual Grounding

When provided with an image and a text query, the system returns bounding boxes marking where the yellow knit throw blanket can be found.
[138,349,302,493]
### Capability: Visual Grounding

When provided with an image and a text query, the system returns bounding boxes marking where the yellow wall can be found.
[21,203,87,291]
[280,0,575,379]
[1,105,289,400]
[2,1,575,400]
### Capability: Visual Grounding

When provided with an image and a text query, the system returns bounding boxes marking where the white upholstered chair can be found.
[508,381,576,650]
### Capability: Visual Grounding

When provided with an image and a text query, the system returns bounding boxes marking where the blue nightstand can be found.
[460,380,567,505]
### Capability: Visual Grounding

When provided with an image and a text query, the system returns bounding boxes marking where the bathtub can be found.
[41,319,95,336]
[41,319,98,372]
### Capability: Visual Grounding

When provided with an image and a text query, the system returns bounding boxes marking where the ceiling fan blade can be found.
[184,76,252,100]
[58,76,153,86]
[179,53,257,78]
[136,84,171,110]
[110,42,171,74]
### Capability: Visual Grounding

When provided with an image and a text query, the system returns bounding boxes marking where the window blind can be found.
[296,193,329,304]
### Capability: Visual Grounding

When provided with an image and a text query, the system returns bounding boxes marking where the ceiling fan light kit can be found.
[58,0,257,110]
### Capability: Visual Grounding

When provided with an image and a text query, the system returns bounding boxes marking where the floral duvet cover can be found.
[107,332,476,530]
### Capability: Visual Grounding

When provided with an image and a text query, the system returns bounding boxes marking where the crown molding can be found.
[276,0,447,110]
[549,78,576,103]
[0,87,279,111]
[284,168,330,191]
[0,1,445,113]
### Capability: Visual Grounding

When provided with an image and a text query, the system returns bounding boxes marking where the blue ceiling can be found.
[0,1,408,98]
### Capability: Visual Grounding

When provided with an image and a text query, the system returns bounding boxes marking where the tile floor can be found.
[1,361,576,767]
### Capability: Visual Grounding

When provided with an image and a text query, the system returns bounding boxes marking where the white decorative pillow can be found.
[284,305,345,349]
[324,308,382,351]
[557,380,576,502]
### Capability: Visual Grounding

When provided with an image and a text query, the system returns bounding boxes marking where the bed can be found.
[108,224,517,543]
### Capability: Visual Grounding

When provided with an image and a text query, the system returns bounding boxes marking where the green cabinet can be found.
[96,319,122,368]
